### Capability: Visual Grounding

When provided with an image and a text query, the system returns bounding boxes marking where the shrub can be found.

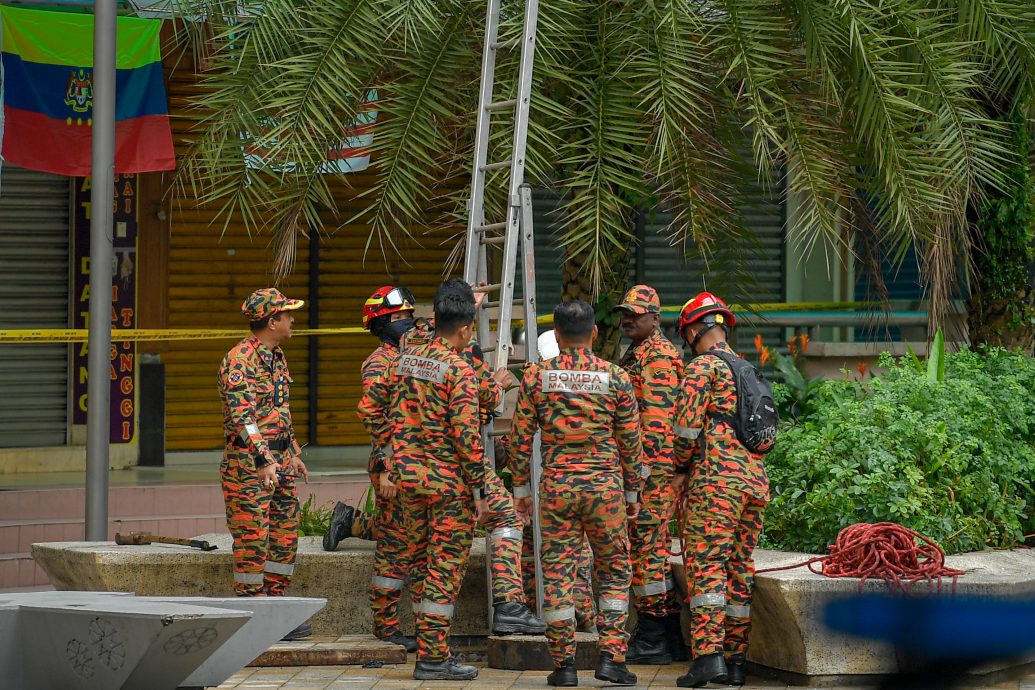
[763,347,1035,555]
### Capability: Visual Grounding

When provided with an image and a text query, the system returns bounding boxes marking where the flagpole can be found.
[85,0,117,541]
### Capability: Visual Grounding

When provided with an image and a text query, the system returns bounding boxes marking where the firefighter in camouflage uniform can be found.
[358,279,488,682]
[672,292,769,688]
[613,285,687,664]
[324,285,419,652]
[511,300,643,688]
[218,288,311,641]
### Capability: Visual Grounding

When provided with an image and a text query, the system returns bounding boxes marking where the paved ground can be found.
[216,661,1035,689]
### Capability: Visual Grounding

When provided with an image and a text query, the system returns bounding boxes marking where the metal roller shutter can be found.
[0,164,71,447]
[165,69,310,451]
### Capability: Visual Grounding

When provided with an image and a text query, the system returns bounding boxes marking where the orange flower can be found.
[788,339,798,357]
[759,347,771,367]
[800,333,810,353]
[857,361,868,377]
[754,334,765,353]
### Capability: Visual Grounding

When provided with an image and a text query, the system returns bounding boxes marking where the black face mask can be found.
[382,318,415,347]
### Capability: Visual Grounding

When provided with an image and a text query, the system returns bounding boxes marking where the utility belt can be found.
[229,435,290,452]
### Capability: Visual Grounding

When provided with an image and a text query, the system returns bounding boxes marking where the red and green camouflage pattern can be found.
[357,335,487,496]
[684,488,765,658]
[405,491,476,660]
[672,341,770,501]
[672,341,770,661]
[510,347,642,494]
[619,329,685,617]
[360,340,414,639]
[510,346,643,666]
[357,334,486,660]
[241,287,304,321]
[217,336,302,596]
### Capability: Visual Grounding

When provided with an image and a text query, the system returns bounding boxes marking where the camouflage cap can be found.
[242,288,305,321]
[613,284,661,314]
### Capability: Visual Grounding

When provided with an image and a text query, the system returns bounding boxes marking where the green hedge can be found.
[763,347,1035,555]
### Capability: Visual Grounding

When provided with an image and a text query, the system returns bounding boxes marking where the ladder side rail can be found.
[518,184,546,614]
[463,0,504,285]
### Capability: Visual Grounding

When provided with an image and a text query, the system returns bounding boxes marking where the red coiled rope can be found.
[756,522,966,593]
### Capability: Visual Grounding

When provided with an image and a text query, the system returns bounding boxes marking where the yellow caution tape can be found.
[1,303,882,342]
[0,327,368,343]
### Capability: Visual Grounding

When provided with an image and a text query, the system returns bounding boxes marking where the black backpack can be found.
[707,349,779,455]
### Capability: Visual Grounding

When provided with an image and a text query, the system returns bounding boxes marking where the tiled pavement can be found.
[216,661,1035,689]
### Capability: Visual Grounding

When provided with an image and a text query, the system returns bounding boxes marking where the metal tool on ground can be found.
[462,0,544,627]
[115,532,219,551]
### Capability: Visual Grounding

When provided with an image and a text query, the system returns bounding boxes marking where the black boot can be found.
[595,654,637,686]
[322,501,355,552]
[492,601,547,635]
[725,653,745,686]
[664,611,689,661]
[547,658,578,687]
[281,621,312,641]
[677,653,728,688]
[413,656,479,680]
[626,613,672,665]
[378,631,418,653]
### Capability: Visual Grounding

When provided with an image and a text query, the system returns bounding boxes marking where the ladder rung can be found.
[476,222,507,233]
[481,235,507,246]
[490,38,520,50]
[478,283,503,292]
[486,99,518,111]
[480,160,512,172]
[484,299,524,309]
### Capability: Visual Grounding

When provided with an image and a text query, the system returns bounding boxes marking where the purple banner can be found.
[71,174,137,443]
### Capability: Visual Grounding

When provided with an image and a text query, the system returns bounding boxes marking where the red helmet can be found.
[362,286,416,330]
[678,292,736,338]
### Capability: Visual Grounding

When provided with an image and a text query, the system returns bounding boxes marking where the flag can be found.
[0,6,175,176]
[244,91,377,174]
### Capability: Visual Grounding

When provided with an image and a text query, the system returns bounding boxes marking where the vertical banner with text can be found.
[71,174,138,443]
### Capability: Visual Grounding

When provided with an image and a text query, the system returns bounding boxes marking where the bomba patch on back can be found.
[542,369,610,394]
[398,354,447,383]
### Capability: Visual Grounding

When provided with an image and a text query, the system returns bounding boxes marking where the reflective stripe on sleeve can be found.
[598,598,628,613]
[513,484,532,499]
[372,575,405,590]
[490,527,522,542]
[632,581,668,597]
[543,606,576,623]
[264,560,294,576]
[673,424,701,440]
[234,572,265,585]
[414,601,455,618]
[690,593,725,608]
[726,604,751,618]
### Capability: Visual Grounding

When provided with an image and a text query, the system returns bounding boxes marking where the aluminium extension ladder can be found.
[461,0,546,626]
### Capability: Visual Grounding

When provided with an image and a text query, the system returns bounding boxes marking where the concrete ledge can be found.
[33,534,490,638]
[487,633,600,671]
[673,548,1035,680]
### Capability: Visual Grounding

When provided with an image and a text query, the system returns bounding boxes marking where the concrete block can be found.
[33,534,491,637]
[672,548,1035,681]
[487,632,600,670]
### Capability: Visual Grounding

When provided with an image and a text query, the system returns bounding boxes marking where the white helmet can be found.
[537,329,560,359]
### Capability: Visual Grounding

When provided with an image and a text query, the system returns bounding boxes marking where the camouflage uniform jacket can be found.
[218,336,301,467]
[361,342,398,475]
[619,329,684,475]
[357,335,487,496]
[672,341,770,501]
[510,346,643,498]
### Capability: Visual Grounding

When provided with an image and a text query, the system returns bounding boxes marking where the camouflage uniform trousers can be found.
[369,489,413,637]
[484,471,525,604]
[522,524,596,626]
[539,477,632,665]
[221,447,299,596]
[629,468,682,617]
[684,486,766,659]
[404,490,476,661]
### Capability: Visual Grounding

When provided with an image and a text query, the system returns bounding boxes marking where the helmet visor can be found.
[383,287,416,309]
